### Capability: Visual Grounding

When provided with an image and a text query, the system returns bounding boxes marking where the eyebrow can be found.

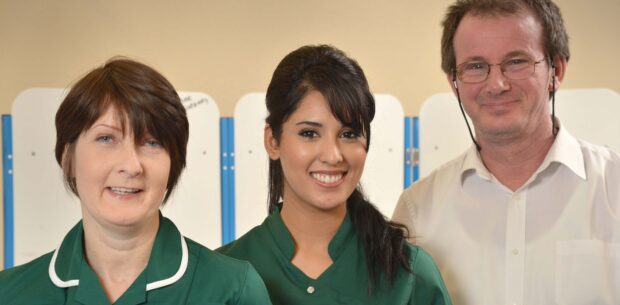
[295,121,323,127]
[460,56,485,63]
[90,123,122,132]
[460,50,532,64]
[503,50,531,58]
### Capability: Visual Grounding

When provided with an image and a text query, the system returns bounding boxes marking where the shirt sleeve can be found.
[410,247,452,305]
[392,190,416,243]
[234,262,273,305]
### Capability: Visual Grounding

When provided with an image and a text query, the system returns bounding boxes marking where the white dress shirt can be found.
[392,125,620,305]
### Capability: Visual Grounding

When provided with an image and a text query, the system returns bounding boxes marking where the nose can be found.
[118,143,143,177]
[485,64,510,95]
[319,138,344,165]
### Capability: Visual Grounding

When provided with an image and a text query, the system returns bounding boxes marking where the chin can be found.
[310,197,348,212]
[104,216,140,228]
[104,209,152,227]
[478,118,522,136]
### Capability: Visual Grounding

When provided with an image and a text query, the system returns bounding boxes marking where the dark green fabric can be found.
[0,215,272,305]
[218,210,452,305]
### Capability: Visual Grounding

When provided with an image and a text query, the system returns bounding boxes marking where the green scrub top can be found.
[218,209,452,305]
[0,215,272,305]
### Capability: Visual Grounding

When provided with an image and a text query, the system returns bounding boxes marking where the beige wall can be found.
[1,0,619,268]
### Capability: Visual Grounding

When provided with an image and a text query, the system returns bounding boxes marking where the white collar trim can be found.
[48,231,189,291]
[48,247,79,288]
[146,233,189,291]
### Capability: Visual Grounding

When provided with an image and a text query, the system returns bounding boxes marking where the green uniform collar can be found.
[266,205,356,261]
[48,214,188,303]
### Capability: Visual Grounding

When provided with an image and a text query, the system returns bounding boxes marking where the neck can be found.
[280,199,346,279]
[280,201,346,248]
[82,215,159,303]
[477,121,555,191]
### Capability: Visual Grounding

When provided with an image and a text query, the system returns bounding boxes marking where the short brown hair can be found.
[55,57,189,203]
[441,0,570,73]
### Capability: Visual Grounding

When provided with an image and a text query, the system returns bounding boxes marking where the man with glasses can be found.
[392,1,620,304]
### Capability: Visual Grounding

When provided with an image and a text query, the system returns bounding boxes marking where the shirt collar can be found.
[144,215,189,291]
[266,204,356,261]
[48,214,189,295]
[47,221,84,288]
[459,121,587,184]
[461,144,490,181]
[537,123,586,180]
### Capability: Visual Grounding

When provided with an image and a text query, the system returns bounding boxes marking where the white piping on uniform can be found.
[48,248,79,288]
[146,233,188,291]
[48,231,188,291]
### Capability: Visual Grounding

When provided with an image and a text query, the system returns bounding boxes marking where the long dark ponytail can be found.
[347,188,411,292]
[265,44,411,292]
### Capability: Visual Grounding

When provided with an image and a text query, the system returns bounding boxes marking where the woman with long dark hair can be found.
[219,45,451,304]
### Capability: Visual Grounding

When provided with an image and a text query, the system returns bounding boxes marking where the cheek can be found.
[280,142,313,168]
[279,153,307,178]
[461,84,483,101]
[355,152,367,170]
[73,149,102,186]
[152,158,172,187]
[346,146,368,170]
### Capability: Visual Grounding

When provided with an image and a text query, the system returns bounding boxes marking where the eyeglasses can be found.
[454,57,546,84]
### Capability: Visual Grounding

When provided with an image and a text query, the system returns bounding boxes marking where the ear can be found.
[264,124,280,160]
[447,72,458,96]
[60,144,70,172]
[549,55,568,92]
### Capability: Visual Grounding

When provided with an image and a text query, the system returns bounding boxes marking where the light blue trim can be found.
[2,114,14,269]
[413,116,420,182]
[219,118,235,245]
[404,117,413,188]
[226,118,235,242]
[219,119,229,245]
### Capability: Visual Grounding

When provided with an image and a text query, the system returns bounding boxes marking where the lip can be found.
[480,99,519,112]
[106,186,143,199]
[310,171,347,188]
[481,98,519,106]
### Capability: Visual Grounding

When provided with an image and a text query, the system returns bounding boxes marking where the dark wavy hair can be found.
[265,44,411,292]
[55,57,189,203]
[441,0,570,73]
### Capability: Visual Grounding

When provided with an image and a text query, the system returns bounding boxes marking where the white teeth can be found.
[109,187,140,194]
[311,173,343,184]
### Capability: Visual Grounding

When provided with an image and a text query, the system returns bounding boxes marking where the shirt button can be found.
[514,194,522,201]
[513,249,519,255]
[307,286,315,294]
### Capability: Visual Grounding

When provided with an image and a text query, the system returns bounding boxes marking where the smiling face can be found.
[451,11,556,142]
[265,90,368,214]
[70,106,171,230]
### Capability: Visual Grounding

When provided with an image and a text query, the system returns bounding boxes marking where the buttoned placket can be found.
[505,190,527,305]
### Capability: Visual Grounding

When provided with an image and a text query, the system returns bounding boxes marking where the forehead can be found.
[453,11,545,62]
[86,105,142,137]
[286,91,341,125]
[88,105,125,128]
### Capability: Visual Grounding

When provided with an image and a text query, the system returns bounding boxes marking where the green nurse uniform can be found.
[218,209,452,305]
[0,215,272,305]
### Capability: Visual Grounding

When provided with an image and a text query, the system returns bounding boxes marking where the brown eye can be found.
[341,130,360,139]
[299,129,319,139]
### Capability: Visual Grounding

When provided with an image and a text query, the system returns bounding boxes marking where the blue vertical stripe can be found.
[226,118,235,243]
[219,118,235,245]
[413,117,420,182]
[2,115,14,269]
[219,118,229,246]
[404,117,413,188]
